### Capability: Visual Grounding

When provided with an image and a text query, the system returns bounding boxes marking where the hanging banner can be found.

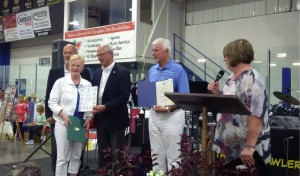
[16,11,35,39]
[2,6,51,42]
[0,0,3,18]
[31,6,51,37]
[47,0,61,6]
[0,19,5,43]
[1,0,11,16]
[3,14,19,42]
[65,22,136,63]
[23,0,34,10]
[11,0,23,14]
[33,0,47,8]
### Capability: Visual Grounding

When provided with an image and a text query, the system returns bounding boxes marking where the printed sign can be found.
[65,22,136,63]
[16,11,35,39]
[33,0,47,8]
[3,14,19,42]
[39,56,51,66]
[11,0,23,14]
[1,6,51,42]
[1,0,11,16]
[31,6,51,37]
[23,0,34,10]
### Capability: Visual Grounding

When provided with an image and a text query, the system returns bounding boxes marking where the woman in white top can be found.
[48,54,92,176]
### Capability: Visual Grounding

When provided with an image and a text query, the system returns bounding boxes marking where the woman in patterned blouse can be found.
[207,39,271,167]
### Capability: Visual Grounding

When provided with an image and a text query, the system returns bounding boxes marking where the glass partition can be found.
[0,64,51,101]
[68,0,87,31]
[66,0,133,32]
[0,65,9,90]
[269,46,300,106]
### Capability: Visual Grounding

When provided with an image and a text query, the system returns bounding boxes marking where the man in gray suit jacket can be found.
[45,44,90,173]
[92,45,131,170]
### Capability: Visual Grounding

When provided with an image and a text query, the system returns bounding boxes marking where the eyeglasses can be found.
[97,51,109,57]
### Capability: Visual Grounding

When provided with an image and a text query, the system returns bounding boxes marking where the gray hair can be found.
[102,45,114,54]
[152,38,171,53]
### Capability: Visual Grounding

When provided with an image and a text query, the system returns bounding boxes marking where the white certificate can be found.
[79,86,98,112]
[155,79,174,106]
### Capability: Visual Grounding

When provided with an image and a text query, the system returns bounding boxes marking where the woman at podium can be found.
[207,39,271,168]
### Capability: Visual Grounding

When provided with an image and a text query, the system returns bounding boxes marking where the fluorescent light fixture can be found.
[69,21,79,26]
[253,60,262,63]
[292,62,300,66]
[197,58,206,63]
[270,63,276,67]
[277,53,287,58]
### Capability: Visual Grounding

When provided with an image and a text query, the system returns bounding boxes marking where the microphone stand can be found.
[285,139,289,176]
[283,136,293,176]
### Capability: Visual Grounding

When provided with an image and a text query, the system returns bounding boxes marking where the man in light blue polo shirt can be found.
[148,38,190,174]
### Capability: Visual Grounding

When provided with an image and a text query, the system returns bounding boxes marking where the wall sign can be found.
[2,6,51,42]
[39,56,51,66]
[65,22,136,64]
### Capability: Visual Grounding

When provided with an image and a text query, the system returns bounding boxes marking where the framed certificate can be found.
[78,86,97,112]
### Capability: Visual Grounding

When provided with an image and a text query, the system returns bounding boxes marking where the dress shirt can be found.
[98,61,115,104]
[64,64,70,77]
[148,59,190,93]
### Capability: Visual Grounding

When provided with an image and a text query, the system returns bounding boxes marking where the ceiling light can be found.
[292,62,300,66]
[197,58,206,63]
[277,53,287,58]
[253,60,262,63]
[69,21,79,26]
[270,63,276,67]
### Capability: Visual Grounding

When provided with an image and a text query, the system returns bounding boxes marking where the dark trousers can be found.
[50,124,57,173]
[12,122,24,139]
[28,125,43,140]
[96,127,125,169]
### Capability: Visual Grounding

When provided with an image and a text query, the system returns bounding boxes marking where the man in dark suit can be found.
[45,44,91,174]
[92,45,131,170]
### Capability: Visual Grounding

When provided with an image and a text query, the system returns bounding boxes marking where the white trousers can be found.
[54,122,83,176]
[149,109,185,174]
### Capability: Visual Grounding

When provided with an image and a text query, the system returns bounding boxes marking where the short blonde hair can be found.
[36,104,45,113]
[69,54,85,65]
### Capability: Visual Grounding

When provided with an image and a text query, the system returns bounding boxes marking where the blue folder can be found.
[137,81,157,108]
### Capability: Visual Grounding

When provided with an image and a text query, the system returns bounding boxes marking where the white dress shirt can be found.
[98,61,115,104]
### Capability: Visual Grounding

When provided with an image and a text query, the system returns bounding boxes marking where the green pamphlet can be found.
[67,116,86,143]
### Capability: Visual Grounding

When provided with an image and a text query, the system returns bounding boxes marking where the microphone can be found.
[215,70,225,82]
[208,70,224,94]
[283,136,293,140]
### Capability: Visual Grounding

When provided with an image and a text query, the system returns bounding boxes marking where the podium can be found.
[165,93,251,152]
